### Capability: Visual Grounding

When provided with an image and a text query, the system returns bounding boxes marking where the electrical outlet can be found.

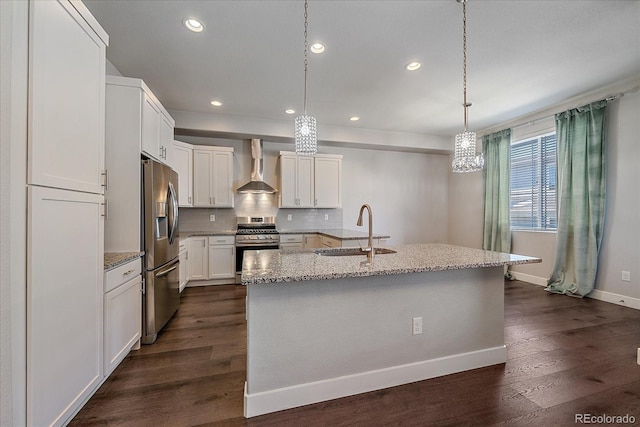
[622,271,631,282]
[412,317,423,335]
[287,214,292,221]
[209,214,215,222]
[324,214,329,221]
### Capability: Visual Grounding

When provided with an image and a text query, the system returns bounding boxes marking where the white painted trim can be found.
[509,271,640,311]
[509,271,548,286]
[244,345,506,418]
[588,289,640,310]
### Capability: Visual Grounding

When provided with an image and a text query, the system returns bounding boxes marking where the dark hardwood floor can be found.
[71,281,640,426]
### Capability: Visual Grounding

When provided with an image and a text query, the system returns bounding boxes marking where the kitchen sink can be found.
[316,247,397,257]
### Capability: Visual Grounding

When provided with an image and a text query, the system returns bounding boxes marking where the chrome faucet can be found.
[356,204,374,261]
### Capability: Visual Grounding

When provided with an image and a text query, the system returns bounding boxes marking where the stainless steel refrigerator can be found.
[141,158,180,344]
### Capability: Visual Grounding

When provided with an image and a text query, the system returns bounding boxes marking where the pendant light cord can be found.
[303,0,309,116]
[462,0,468,132]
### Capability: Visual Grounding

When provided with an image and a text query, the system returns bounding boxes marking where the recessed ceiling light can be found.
[310,42,326,54]
[405,61,421,71]
[184,18,204,33]
[210,100,222,107]
[285,109,296,115]
[349,116,360,121]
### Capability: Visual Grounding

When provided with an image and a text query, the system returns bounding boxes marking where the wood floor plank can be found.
[71,281,640,426]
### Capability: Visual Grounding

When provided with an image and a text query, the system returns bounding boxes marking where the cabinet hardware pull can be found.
[101,169,108,189]
[122,269,136,276]
[101,199,109,219]
[188,196,191,204]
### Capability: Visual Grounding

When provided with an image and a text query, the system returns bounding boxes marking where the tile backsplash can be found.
[178,206,342,233]
[178,194,343,232]
[276,208,343,230]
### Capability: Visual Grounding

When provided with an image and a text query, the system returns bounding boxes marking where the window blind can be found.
[510,132,557,230]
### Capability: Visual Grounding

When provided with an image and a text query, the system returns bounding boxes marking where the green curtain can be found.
[546,100,607,297]
[482,129,511,253]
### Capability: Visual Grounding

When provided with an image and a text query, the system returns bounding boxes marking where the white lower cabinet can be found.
[188,236,208,280]
[179,239,189,292]
[104,259,141,376]
[28,186,104,427]
[208,236,236,279]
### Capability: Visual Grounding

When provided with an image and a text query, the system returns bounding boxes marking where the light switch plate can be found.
[210,214,215,222]
[287,214,292,221]
[622,271,631,282]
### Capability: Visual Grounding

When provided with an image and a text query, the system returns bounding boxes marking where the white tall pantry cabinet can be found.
[26,1,108,426]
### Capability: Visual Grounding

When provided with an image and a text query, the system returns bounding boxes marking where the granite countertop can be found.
[241,243,541,285]
[104,252,143,271]
[279,228,391,240]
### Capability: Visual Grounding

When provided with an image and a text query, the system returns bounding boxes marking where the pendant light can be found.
[452,0,484,173]
[294,0,318,156]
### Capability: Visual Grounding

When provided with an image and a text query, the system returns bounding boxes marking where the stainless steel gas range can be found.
[235,216,280,277]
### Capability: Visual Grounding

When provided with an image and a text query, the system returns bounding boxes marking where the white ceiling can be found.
[84,0,640,138]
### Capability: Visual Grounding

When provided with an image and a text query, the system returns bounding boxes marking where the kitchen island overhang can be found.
[242,244,540,418]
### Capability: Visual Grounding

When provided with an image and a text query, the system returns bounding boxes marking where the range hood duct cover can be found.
[236,139,278,194]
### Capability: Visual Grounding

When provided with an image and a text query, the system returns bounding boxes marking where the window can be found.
[510,132,557,230]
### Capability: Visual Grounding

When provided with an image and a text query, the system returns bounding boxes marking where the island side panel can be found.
[245,266,505,415]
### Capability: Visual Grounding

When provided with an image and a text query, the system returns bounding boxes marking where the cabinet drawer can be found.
[280,234,303,243]
[209,235,235,245]
[321,236,342,248]
[105,259,141,293]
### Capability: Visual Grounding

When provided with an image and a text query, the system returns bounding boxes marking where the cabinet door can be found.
[104,276,141,376]
[304,234,321,249]
[297,156,315,207]
[28,0,106,194]
[192,150,213,207]
[28,186,104,427]
[212,151,234,207]
[179,248,188,292]
[279,154,298,208]
[314,156,342,208]
[208,245,236,279]
[188,237,208,280]
[173,143,193,207]
[159,114,174,167]
[141,93,161,161]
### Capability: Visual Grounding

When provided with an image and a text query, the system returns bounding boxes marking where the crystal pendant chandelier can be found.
[294,0,318,156]
[452,0,483,173]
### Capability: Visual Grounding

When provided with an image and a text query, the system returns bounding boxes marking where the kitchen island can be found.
[241,244,540,418]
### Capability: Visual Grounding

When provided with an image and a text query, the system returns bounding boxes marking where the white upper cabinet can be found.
[105,75,175,167]
[141,93,161,162]
[28,0,108,194]
[279,152,342,208]
[192,146,234,208]
[159,115,175,167]
[279,152,314,208]
[314,155,342,208]
[173,141,193,207]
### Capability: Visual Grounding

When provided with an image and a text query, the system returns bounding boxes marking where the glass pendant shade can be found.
[294,114,317,156]
[452,131,484,173]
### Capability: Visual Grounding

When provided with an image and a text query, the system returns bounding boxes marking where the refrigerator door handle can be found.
[167,182,178,245]
[155,259,179,278]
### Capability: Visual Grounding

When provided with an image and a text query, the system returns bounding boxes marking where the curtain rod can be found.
[511,93,625,131]
[479,81,640,136]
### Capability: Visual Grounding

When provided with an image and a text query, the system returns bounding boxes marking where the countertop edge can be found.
[104,251,144,271]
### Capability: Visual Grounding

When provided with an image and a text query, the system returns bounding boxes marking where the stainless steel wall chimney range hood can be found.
[236,139,278,194]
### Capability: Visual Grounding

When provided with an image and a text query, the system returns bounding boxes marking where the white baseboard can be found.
[244,345,506,418]
[509,271,548,286]
[509,271,640,310]
[588,289,640,310]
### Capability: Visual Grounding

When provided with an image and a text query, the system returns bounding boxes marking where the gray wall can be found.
[448,87,640,302]
[176,136,450,246]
